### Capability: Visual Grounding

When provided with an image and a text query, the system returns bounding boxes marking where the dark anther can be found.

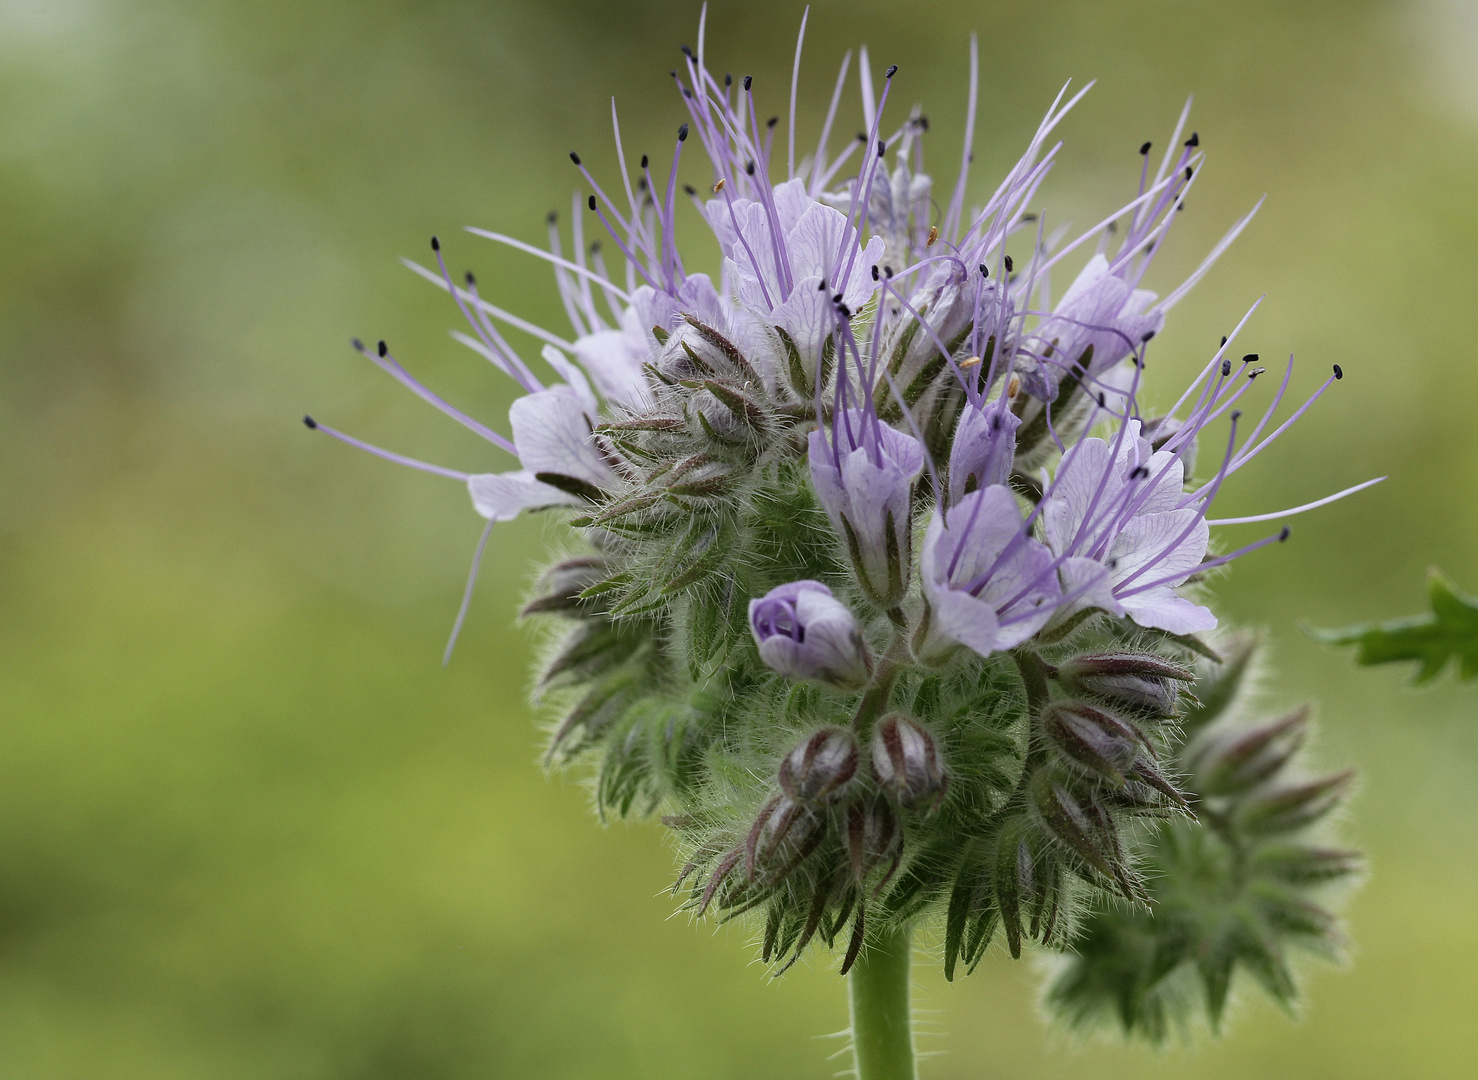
[1184,166,1193,181]
[377,340,388,358]
[819,277,827,290]
[430,236,440,251]
[303,415,317,429]
[724,73,732,87]
[1130,465,1149,479]
[640,154,649,169]
[1243,353,1259,363]
[743,75,753,91]
[1176,202,1185,212]
[637,177,648,191]
[678,123,689,142]
[1248,367,1266,379]
[1333,364,1344,380]
[1004,255,1014,272]
[871,265,879,281]
[1021,212,1037,222]
[546,210,557,225]
[745,160,756,175]
[588,195,597,211]
[883,265,894,278]
[833,292,844,303]
[1279,525,1291,541]
[589,241,600,255]
[680,44,694,58]
[1097,392,1106,408]
[464,271,476,286]
[1139,141,1152,155]
[1231,409,1243,422]
[918,114,929,131]
[350,337,364,352]
[767,116,779,129]
[1221,335,1228,346]
[1221,359,1232,377]
[885,64,898,78]
[683,184,696,196]
[1186,131,1199,147]
[877,140,886,158]
[837,302,852,318]
[857,131,867,142]
[978,263,989,278]
[570,151,581,166]
[1142,329,1156,342]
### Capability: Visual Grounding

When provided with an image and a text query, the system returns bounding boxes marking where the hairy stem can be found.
[852,630,909,736]
[849,923,916,1080]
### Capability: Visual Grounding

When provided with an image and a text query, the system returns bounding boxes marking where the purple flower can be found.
[948,398,1020,505]
[916,485,1060,663]
[749,580,871,691]
[1042,421,1214,634]
[808,409,924,608]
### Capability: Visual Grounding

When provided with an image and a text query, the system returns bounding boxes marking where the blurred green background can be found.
[2,0,1477,1076]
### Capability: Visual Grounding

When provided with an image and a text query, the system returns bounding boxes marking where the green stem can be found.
[848,923,916,1080]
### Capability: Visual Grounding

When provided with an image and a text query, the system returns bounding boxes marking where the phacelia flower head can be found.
[309,11,1376,1027]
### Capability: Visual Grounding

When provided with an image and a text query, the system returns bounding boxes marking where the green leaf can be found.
[1311,568,1478,684]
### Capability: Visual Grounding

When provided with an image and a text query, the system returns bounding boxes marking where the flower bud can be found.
[1192,707,1308,796]
[1236,770,1353,836]
[1055,652,1195,718]
[744,794,823,883]
[749,581,871,691]
[847,797,902,885]
[871,714,948,812]
[521,556,611,616]
[777,727,860,804]
[1041,701,1145,785]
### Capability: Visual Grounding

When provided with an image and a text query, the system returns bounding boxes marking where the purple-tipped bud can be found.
[749,581,871,691]
[847,797,902,885]
[871,715,948,812]
[777,727,860,804]
[808,411,924,608]
[948,400,1020,504]
[1041,701,1145,785]
[1056,652,1195,717]
[1236,769,1353,836]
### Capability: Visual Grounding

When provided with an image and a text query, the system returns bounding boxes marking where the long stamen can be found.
[1119,526,1289,599]
[357,339,517,454]
[303,417,473,481]
[444,515,497,666]
[810,50,852,193]
[1206,477,1385,526]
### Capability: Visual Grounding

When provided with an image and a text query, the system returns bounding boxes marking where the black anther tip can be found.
[766,115,778,129]
[1184,165,1193,181]
[1333,364,1344,380]
[1139,141,1152,155]
[743,75,753,91]
[350,337,364,352]
[683,184,696,196]
[588,194,597,211]
[871,265,879,281]
[546,210,557,225]
[884,64,898,78]
[1221,359,1232,377]
[1003,255,1014,272]
[1231,409,1243,422]
[430,236,440,251]
[465,271,476,286]
[1186,132,1199,147]
[1142,329,1156,342]
[640,154,649,169]
[1243,353,1258,363]
[978,263,989,278]
[724,73,732,86]
[678,123,689,142]
[302,415,317,430]
[1279,525,1291,541]
[377,340,388,358]
[569,151,581,165]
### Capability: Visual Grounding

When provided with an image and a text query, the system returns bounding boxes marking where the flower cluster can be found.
[311,13,1371,1038]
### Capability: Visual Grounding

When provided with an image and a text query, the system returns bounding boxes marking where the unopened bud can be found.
[847,797,902,885]
[871,714,948,811]
[1056,652,1194,717]
[1236,769,1354,835]
[1193,707,1309,796]
[1030,768,1131,894]
[1041,701,1145,785]
[745,794,823,882]
[749,581,871,691]
[777,727,859,804]
[521,556,610,616]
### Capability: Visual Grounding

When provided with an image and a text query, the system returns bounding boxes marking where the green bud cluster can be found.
[1044,637,1360,1040]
